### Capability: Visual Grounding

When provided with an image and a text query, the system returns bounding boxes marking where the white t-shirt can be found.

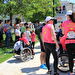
[15,29,21,36]
[25,30,31,41]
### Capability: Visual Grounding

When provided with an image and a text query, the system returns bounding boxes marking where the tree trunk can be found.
[10,12,12,26]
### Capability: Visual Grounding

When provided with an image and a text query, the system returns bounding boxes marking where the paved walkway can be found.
[0,43,70,75]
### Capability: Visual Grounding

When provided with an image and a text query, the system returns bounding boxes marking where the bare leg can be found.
[40,52,46,64]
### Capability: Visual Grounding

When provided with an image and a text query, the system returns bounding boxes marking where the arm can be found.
[61,26,65,35]
[51,25,59,48]
[61,22,65,35]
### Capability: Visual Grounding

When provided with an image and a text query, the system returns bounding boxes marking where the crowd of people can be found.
[1,10,75,75]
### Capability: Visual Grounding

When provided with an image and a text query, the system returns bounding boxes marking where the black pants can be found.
[66,43,75,72]
[44,43,58,72]
[31,42,35,49]
[0,31,3,42]
[15,36,20,42]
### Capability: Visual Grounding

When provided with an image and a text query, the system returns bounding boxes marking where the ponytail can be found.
[70,12,75,23]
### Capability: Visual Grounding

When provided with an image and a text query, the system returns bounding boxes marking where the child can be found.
[31,30,36,49]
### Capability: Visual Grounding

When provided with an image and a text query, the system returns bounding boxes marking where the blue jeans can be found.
[5,32,11,48]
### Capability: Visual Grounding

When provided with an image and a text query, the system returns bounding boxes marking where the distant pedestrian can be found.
[31,30,36,49]
[15,24,21,42]
[34,20,47,69]
[20,22,25,33]
[25,26,34,55]
[0,20,3,45]
[3,20,12,48]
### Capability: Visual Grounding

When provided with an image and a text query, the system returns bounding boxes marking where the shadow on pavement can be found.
[21,67,40,73]
[7,58,22,63]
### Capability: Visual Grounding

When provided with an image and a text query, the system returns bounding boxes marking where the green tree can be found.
[22,0,60,22]
[0,0,60,22]
[0,0,22,25]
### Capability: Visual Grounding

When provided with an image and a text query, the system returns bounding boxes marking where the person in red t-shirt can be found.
[31,30,36,49]
[19,32,30,45]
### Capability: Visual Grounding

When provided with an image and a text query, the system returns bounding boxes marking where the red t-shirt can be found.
[31,32,36,42]
[19,37,29,44]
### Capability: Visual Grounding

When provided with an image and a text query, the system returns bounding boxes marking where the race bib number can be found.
[67,31,75,39]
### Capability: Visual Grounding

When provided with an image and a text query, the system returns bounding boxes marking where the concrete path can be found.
[0,43,70,75]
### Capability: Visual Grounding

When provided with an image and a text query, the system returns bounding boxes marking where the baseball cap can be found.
[66,10,72,15]
[45,16,53,22]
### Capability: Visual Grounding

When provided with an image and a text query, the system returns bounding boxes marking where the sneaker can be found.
[40,64,47,69]
[54,72,59,75]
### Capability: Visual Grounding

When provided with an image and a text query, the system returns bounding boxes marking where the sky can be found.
[61,0,75,3]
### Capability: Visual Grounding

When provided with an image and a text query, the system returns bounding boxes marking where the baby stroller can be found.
[13,40,34,62]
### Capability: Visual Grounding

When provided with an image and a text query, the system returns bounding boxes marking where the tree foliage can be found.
[0,0,60,22]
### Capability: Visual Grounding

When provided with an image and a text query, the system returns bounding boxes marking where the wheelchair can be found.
[57,44,75,72]
[56,32,69,72]
[13,41,34,62]
[57,50,69,72]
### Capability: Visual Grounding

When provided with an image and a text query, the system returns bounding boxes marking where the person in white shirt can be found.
[25,26,34,55]
[25,26,31,42]
[15,24,21,42]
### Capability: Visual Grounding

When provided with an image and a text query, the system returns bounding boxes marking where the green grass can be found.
[0,53,13,63]
[0,48,13,63]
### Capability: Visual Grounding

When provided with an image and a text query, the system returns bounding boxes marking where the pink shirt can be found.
[62,21,75,44]
[31,32,36,42]
[42,24,55,43]
[62,20,71,35]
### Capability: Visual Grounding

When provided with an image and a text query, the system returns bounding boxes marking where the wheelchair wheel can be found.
[20,48,32,62]
[58,54,69,72]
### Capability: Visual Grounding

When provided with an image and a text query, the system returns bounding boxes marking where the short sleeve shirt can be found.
[25,30,31,41]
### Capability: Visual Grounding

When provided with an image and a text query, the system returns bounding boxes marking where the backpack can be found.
[66,23,75,40]
[3,28,8,32]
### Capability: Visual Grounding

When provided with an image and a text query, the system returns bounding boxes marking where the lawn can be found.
[0,48,13,63]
